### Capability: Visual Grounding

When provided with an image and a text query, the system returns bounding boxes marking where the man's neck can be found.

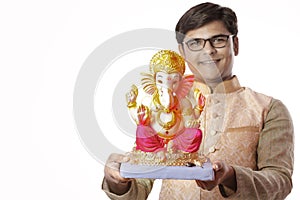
[205,75,233,88]
[194,75,239,94]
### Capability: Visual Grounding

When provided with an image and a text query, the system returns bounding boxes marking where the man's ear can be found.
[233,36,239,56]
[178,44,186,58]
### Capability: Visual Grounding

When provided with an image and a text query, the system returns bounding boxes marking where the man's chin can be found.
[201,77,224,86]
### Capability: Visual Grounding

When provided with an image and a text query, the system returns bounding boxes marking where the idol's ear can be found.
[175,75,194,99]
[233,36,239,56]
[141,72,157,95]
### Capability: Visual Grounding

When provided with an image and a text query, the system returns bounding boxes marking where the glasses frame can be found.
[183,34,235,52]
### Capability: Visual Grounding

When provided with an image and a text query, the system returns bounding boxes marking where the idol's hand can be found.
[104,153,133,195]
[185,119,200,129]
[126,85,138,108]
[137,104,150,125]
[193,89,206,118]
[195,160,236,191]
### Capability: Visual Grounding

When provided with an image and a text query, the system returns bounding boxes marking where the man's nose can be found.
[203,41,217,54]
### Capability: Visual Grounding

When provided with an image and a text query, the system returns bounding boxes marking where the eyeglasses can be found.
[183,34,234,51]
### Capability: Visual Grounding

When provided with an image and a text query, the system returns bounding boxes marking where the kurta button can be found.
[213,99,220,104]
[209,146,216,153]
[212,113,219,118]
[211,130,217,135]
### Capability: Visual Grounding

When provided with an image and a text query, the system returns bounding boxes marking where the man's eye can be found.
[212,37,226,43]
[157,80,163,84]
[188,39,202,47]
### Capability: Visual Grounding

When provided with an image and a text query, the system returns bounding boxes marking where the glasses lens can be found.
[210,36,229,48]
[186,39,204,51]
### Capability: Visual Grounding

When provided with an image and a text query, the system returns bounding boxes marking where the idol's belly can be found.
[150,111,183,139]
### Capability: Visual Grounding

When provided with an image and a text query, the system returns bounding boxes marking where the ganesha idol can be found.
[122,50,210,172]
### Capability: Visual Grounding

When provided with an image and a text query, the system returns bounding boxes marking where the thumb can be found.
[122,156,130,163]
[212,161,223,172]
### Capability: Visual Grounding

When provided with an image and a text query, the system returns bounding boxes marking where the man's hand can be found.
[195,160,236,191]
[104,153,133,195]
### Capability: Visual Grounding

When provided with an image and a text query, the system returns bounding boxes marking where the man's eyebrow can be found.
[210,34,230,38]
[185,34,229,41]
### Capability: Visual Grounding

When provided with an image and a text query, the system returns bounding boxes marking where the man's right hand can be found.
[104,153,133,195]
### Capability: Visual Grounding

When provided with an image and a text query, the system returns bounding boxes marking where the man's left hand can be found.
[195,160,236,191]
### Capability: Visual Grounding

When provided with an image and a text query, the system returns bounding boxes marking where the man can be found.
[102,2,294,199]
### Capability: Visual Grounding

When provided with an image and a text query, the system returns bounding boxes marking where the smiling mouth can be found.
[199,59,221,64]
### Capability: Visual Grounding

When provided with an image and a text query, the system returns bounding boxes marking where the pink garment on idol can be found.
[136,125,202,153]
[173,128,202,153]
[136,125,165,152]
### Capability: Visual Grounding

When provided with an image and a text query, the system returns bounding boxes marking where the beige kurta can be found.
[102,76,294,200]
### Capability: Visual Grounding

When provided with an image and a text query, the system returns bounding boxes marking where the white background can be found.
[0,0,299,199]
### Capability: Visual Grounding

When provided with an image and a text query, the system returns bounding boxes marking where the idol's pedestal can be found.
[120,160,214,180]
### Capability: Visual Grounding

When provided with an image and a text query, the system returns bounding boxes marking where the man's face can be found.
[179,20,239,85]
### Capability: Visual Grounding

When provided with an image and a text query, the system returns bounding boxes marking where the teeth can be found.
[202,60,216,64]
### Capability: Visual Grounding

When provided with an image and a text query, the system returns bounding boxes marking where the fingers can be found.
[212,160,223,172]
[106,154,129,170]
[126,90,137,104]
[105,167,132,184]
[212,160,235,186]
[104,153,131,182]
[126,92,131,103]
[195,160,225,191]
[196,160,235,191]
[109,153,130,163]
[195,180,215,191]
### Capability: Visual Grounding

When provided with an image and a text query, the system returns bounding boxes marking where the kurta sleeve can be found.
[102,178,154,200]
[224,99,294,199]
